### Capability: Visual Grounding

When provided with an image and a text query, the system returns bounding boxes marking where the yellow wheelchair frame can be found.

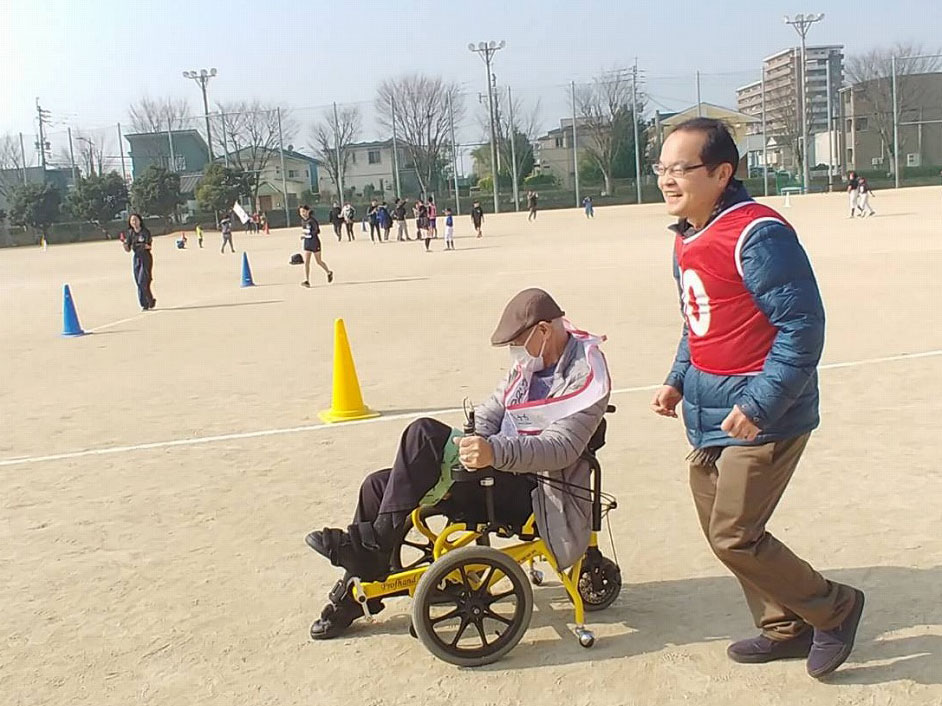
[345,411,621,667]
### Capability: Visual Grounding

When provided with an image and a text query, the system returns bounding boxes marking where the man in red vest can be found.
[650,118,864,679]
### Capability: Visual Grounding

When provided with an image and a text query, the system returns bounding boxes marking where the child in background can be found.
[470,200,484,238]
[196,224,204,248]
[857,177,876,217]
[444,208,455,250]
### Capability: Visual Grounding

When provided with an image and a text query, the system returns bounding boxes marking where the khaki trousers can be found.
[689,433,856,639]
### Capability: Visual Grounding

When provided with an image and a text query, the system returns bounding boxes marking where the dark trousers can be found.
[132,251,154,308]
[332,222,342,241]
[344,222,354,240]
[369,221,381,242]
[353,418,535,528]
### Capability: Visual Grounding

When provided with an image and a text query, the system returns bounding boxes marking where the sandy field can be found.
[2,186,941,706]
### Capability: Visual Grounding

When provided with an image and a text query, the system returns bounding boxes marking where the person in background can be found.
[444,207,455,250]
[220,213,235,254]
[393,198,410,241]
[367,199,382,243]
[427,195,438,239]
[196,223,204,248]
[122,213,156,311]
[299,204,333,288]
[378,201,392,241]
[846,171,859,218]
[856,177,876,217]
[583,195,594,218]
[527,190,539,221]
[417,199,431,252]
[341,201,356,241]
[328,202,344,242]
[471,199,484,238]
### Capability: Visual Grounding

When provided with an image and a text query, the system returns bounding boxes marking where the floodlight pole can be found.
[183,68,218,159]
[785,13,824,194]
[469,41,505,213]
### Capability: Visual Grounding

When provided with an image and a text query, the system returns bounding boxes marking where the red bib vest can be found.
[673,201,790,376]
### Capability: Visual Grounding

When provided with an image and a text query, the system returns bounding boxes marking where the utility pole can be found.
[632,62,643,205]
[332,102,345,201]
[785,13,824,194]
[391,96,402,200]
[825,53,834,191]
[182,68,218,159]
[117,123,128,183]
[448,93,460,214]
[35,99,50,177]
[507,86,520,212]
[469,41,505,213]
[167,120,177,173]
[277,107,290,226]
[891,55,900,189]
[67,127,77,184]
[18,132,28,184]
[696,71,702,116]
[761,73,769,197]
[571,80,580,207]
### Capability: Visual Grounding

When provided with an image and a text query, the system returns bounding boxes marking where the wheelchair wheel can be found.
[578,553,622,612]
[412,546,533,667]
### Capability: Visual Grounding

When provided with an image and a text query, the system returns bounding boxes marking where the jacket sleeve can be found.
[474,376,508,438]
[736,222,825,428]
[664,250,691,392]
[488,394,609,473]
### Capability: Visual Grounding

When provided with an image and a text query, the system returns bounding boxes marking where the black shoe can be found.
[807,588,865,679]
[301,280,310,288]
[310,584,385,640]
[305,526,390,581]
[727,630,813,664]
[327,271,334,283]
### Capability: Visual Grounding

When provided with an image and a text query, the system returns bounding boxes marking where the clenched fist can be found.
[452,435,495,470]
[650,385,683,419]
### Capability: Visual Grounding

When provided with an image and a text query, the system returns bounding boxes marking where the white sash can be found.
[499,322,610,437]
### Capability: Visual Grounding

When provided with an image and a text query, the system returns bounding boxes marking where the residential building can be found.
[840,72,942,173]
[219,146,319,213]
[0,166,75,213]
[736,45,844,170]
[125,130,211,178]
[316,139,419,200]
[655,103,761,176]
[533,119,593,190]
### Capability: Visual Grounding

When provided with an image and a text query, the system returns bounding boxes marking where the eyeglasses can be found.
[651,163,710,178]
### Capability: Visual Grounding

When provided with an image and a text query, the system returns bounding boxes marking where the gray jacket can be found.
[475,336,610,568]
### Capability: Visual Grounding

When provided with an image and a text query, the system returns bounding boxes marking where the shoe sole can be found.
[808,589,866,679]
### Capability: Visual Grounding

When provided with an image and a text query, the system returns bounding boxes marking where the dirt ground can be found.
[2,186,941,706]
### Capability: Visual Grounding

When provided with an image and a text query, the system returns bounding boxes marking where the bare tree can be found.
[846,42,942,172]
[376,75,465,195]
[214,101,297,207]
[309,106,362,200]
[128,96,193,134]
[575,71,635,194]
[0,134,31,200]
[478,91,542,188]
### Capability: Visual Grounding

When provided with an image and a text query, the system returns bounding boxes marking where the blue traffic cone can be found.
[62,284,85,337]
[241,252,255,287]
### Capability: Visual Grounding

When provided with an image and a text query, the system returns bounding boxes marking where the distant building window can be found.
[351,152,357,164]
[846,118,853,132]
[554,137,563,148]
[855,117,868,131]
[368,150,381,164]
[288,169,298,178]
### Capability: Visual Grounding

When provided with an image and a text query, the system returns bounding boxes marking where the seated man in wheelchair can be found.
[306,287,611,639]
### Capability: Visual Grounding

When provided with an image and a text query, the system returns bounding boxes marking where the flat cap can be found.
[490,288,565,346]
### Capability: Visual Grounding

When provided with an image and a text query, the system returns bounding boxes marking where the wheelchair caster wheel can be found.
[578,553,622,612]
[575,627,595,648]
[530,568,544,586]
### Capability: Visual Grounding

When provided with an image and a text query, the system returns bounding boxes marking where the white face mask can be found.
[509,326,547,372]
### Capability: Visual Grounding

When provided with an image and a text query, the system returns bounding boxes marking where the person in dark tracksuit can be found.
[299,204,334,287]
[328,202,344,241]
[367,199,381,243]
[123,213,156,311]
[470,200,484,238]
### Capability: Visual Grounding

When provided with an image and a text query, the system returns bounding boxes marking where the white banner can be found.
[232,201,250,224]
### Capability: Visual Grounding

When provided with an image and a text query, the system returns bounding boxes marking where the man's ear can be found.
[718,162,735,184]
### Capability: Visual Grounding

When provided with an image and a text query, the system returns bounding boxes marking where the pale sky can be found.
[1,0,938,169]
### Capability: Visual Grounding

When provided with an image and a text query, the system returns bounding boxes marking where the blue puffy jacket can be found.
[664,184,824,449]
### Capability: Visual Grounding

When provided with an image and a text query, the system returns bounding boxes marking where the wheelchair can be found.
[324,405,622,667]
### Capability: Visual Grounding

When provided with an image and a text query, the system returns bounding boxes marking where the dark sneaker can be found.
[327,271,334,283]
[301,280,310,288]
[310,594,385,640]
[727,630,813,664]
[807,588,865,679]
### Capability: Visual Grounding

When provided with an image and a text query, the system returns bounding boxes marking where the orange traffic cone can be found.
[318,318,380,423]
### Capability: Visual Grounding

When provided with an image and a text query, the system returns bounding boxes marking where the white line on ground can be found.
[2,349,940,468]
[86,311,157,333]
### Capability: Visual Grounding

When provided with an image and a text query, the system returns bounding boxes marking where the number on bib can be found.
[681,268,711,336]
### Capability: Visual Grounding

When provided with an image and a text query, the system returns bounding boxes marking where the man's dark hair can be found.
[673,118,739,176]
[300,204,311,211]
